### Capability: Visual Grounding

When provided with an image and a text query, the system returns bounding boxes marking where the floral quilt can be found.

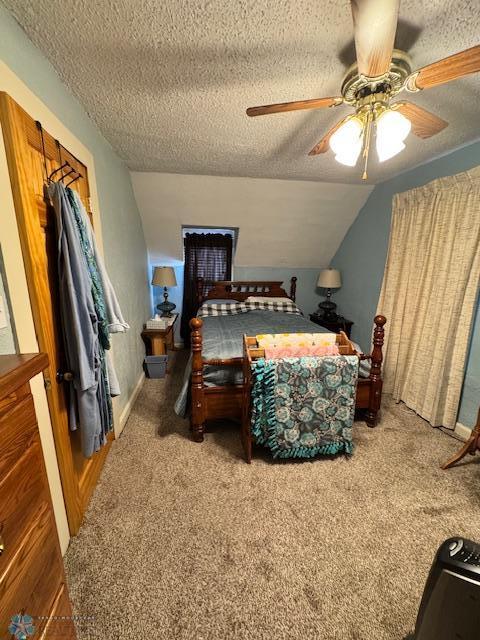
[251,356,359,459]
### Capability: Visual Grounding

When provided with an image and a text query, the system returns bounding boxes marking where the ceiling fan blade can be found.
[350,0,400,77]
[308,116,352,155]
[392,102,448,138]
[246,96,342,117]
[409,45,480,90]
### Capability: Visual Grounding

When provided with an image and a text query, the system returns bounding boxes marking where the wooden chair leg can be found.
[441,435,477,469]
[441,407,480,470]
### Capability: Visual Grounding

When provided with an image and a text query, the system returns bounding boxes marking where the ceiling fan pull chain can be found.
[362,110,373,181]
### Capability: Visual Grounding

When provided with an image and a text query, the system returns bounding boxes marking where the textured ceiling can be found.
[4,0,480,184]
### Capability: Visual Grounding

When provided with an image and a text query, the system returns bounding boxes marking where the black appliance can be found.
[414,537,480,639]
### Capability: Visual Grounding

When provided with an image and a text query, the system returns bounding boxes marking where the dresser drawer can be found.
[0,442,51,577]
[0,393,38,479]
[0,499,63,636]
[0,353,75,639]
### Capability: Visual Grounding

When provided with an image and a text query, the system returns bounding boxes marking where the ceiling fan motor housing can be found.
[341,49,412,105]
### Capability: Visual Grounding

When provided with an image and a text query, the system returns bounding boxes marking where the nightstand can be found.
[141,314,178,356]
[309,314,354,338]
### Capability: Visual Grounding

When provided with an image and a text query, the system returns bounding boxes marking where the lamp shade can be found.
[329,116,363,167]
[152,266,177,287]
[317,268,341,289]
[376,109,411,162]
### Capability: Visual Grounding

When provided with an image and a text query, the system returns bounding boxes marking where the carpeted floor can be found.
[65,351,480,639]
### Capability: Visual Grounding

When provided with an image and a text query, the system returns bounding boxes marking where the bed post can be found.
[190,317,205,442]
[290,276,297,302]
[366,314,387,428]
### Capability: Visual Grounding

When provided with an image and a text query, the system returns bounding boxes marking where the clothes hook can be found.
[36,121,49,183]
[47,162,70,182]
[65,172,82,187]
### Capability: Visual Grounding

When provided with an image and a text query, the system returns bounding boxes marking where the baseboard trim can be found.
[455,422,472,441]
[115,371,145,438]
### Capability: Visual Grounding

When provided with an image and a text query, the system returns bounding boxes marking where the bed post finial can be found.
[290,276,297,302]
[366,314,387,428]
[190,317,205,442]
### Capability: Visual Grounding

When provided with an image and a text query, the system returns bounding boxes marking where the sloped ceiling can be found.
[131,172,373,268]
[3,0,480,185]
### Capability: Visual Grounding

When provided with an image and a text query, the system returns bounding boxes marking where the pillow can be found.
[245,296,290,304]
[204,298,239,304]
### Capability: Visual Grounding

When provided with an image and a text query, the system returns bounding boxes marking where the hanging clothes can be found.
[69,189,130,335]
[67,188,129,397]
[67,188,110,349]
[48,182,128,457]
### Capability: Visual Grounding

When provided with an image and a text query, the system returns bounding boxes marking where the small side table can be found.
[309,314,354,338]
[141,314,178,356]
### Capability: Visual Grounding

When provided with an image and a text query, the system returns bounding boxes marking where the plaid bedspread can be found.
[198,299,301,317]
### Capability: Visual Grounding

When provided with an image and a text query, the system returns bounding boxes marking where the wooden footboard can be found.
[189,284,386,441]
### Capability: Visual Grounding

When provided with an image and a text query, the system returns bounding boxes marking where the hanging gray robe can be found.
[68,189,129,395]
[49,182,104,457]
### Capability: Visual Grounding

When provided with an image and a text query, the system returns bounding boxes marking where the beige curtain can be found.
[377,166,480,428]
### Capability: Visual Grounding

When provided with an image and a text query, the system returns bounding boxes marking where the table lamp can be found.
[152,266,177,317]
[316,268,342,320]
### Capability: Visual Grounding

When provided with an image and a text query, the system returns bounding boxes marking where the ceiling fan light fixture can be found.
[375,108,411,162]
[329,117,363,167]
[334,147,362,166]
[376,138,406,162]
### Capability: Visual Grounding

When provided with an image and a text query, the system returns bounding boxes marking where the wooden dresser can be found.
[0,353,76,639]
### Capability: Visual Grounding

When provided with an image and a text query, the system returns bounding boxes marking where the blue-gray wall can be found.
[332,140,480,428]
[0,6,150,409]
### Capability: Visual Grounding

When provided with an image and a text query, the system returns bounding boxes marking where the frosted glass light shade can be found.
[377,138,406,162]
[152,266,177,287]
[329,117,363,167]
[317,268,342,289]
[376,109,411,162]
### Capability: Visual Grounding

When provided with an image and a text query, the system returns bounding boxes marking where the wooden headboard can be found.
[196,276,297,305]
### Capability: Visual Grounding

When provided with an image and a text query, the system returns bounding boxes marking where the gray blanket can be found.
[174,310,370,416]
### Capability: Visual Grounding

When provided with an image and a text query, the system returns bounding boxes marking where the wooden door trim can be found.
[0,93,111,535]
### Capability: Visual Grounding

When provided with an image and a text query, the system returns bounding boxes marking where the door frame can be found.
[0,92,112,535]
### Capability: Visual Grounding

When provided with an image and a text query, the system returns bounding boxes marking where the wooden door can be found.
[0,93,112,535]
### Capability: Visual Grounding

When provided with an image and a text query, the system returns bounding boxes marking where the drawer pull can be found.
[0,523,4,556]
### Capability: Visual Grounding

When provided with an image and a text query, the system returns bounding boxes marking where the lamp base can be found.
[156,301,176,317]
[317,299,338,322]
[157,287,176,318]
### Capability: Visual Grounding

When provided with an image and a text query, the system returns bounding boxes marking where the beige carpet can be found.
[65,351,480,640]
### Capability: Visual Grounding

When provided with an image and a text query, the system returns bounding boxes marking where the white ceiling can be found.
[4,0,480,185]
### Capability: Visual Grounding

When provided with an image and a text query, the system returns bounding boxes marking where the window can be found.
[180,229,234,344]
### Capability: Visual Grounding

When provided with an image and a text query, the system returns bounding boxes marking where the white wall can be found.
[131,172,373,268]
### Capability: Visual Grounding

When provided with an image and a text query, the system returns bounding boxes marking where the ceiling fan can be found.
[246,0,480,179]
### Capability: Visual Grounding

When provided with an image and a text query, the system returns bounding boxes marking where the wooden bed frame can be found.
[189,277,386,443]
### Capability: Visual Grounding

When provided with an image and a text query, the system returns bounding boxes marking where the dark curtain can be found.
[181,233,233,345]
